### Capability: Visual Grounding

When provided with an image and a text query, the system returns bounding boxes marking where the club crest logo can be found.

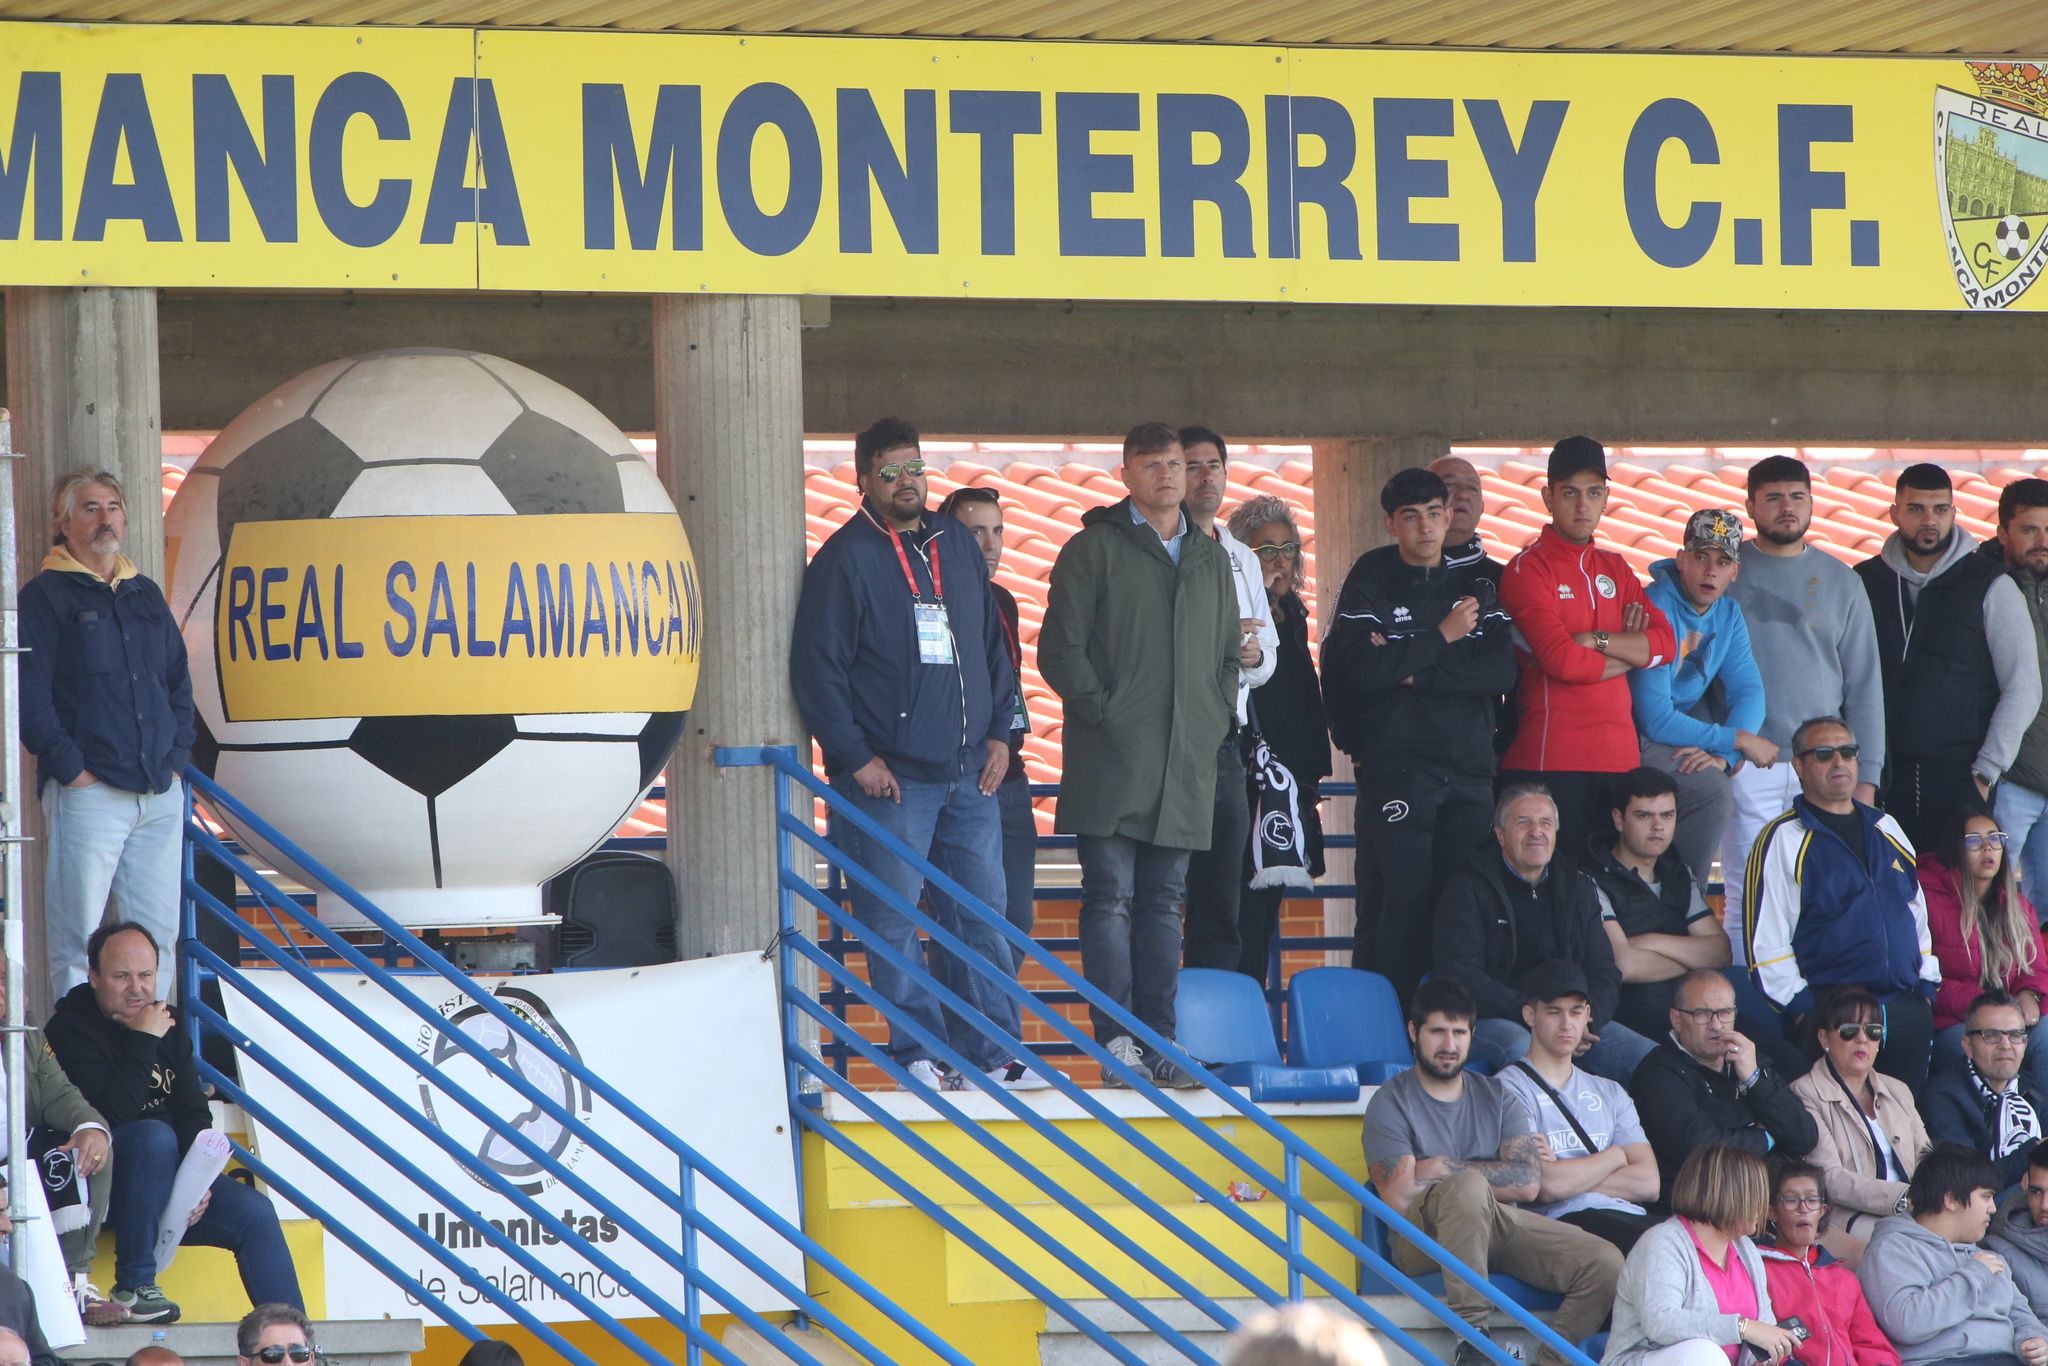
[418,984,592,1196]
[1594,574,1617,599]
[1936,62,2048,309]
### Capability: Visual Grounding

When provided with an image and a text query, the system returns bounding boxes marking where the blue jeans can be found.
[1935,1018,2048,1096]
[1995,781,2048,916]
[110,1119,303,1308]
[996,779,1038,971]
[1471,1017,1658,1083]
[829,770,1021,1072]
[43,778,185,1002]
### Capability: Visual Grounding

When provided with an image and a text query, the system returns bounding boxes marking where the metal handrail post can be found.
[0,411,29,1261]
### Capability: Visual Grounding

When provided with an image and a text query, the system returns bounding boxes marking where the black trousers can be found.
[1887,758,1980,854]
[1558,1206,1659,1255]
[1184,738,1250,971]
[1352,766,1494,1009]
[1497,769,1615,870]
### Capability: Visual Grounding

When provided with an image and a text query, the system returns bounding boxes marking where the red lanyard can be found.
[995,604,1020,669]
[864,506,943,603]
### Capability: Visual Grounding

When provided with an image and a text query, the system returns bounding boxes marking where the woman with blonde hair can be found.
[1920,802,2048,1090]
[1605,1145,1801,1366]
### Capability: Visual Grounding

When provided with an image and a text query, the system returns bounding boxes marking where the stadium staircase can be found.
[173,756,1601,1366]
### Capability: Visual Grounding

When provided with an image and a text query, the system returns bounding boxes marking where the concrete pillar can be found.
[1309,436,1450,961]
[652,295,806,959]
[3,286,163,1019]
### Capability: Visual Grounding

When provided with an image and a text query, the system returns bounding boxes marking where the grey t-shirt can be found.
[1497,1061,1650,1219]
[1362,1067,1534,1170]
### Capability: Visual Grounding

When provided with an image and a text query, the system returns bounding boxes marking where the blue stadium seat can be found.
[1175,968,1359,1102]
[1286,966,1412,1083]
[1581,1332,1610,1362]
[1359,1183,1563,1310]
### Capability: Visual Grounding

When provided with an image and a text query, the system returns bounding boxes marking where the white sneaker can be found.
[987,1059,1061,1091]
[1101,1034,1143,1088]
[902,1059,949,1092]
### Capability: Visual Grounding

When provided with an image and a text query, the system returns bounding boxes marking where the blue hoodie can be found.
[1629,557,1767,765]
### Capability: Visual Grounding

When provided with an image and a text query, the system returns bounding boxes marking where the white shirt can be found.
[1214,523,1279,724]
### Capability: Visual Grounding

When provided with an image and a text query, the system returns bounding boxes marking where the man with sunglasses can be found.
[792,418,1050,1093]
[235,1304,314,1366]
[1924,993,2048,1198]
[1747,716,1940,1091]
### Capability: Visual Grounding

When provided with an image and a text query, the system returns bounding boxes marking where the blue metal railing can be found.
[723,744,1598,1366]
[178,769,957,1366]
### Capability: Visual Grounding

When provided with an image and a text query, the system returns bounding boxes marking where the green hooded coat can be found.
[1040,498,1240,849]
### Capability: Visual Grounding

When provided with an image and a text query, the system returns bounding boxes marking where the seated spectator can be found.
[1923,993,2048,1198]
[1225,1303,1378,1366]
[1747,716,1940,1092]
[1362,978,1620,1366]
[126,1347,185,1366]
[236,1304,313,1365]
[1633,509,1779,896]
[1605,1144,1801,1366]
[1495,960,1661,1252]
[1790,987,1932,1266]
[44,923,304,1321]
[1987,1143,2048,1322]
[456,1344,524,1366]
[1758,1157,1902,1366]
[1435,784,1653,1081]
[1858,1143,2048,1366]
[0,1206,60,1366]
[1921,805,2048,1091]
[1633,969,1819,1205]
[0,1328,32,1366]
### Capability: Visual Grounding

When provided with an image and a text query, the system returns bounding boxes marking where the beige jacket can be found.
[1791,1058,1930,1247]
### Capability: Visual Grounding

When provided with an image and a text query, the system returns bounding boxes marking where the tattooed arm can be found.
[1412,1132,1543,1204]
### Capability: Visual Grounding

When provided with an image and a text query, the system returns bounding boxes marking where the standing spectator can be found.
[1789,988,1931,1265]
[1746,716,1940,1091]
[1986,1143,2048,1321]
[1495,960,1661,1252]
[1631,969,1819,1205]
[1993,479,2048,901]
[1922,805,2048,1089]
[1179,426,1279,973]
[1633,509,1779,892]
[1857,464,2041,852]
[937,486,1037,970]
[1498,436,1676,860]
[44,923,303,1321]
[1433,785,1654,1081]
[1603,1145,1800,1366]
[1923,993,2048,1198]
[1429,454,1503,588]
[1226,495,1329,982]
[1758,1158,1902,1366]
[1857,1143,2048,1366]
[20,469,194,1004]
[1361,978,1621,1366]
[791,419,1046,1092]
[1724,457,1886,966]
[1323,467,1515,1002]
[1041,423,1238,1088]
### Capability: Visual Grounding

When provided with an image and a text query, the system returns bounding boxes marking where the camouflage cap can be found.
[1683,508,1744,557]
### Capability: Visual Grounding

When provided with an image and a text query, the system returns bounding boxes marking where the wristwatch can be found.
[1593,631,1610,654]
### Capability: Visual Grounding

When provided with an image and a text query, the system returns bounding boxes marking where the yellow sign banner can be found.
[4,23,2048,310]
[215,514,701,721]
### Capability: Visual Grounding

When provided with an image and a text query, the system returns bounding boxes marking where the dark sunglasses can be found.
[873,459,927,482]
[248,1347,313,1364]
[1834,1023,1884,1044]
[1796,743,1861,762]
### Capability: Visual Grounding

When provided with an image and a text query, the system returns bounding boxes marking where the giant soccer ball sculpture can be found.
[164,349,699,928]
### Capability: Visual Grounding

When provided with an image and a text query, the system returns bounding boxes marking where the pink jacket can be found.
[1918,854,2048,1030]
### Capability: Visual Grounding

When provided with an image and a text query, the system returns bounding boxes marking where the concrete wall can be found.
[1,293,2041,447]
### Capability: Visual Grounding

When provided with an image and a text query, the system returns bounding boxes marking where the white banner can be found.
[223,955,803,1324]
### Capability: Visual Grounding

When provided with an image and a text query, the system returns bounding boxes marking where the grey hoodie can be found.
[1873,528,2042,782]
[1731,542,1887,787]
[1859,1212,2048,1365]
[1987,1197,2048,1321]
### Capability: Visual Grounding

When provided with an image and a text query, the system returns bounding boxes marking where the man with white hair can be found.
[19,468,194,1003]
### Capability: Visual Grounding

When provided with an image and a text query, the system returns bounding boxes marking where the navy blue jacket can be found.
[792,504,1014,783]
[19,555,193,795]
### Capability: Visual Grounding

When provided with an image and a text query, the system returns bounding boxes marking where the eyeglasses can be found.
[874,459,927,482]
[1253,542,1302,561]
[1775,1193,1828,1210]
[1795,743,1861,762]
[1834,1023,1885,1043]
[1964,831,2012,850]
[1677,1006,1737,1026]
[247,1347,313,1364]
[1970,1028,2031,1046]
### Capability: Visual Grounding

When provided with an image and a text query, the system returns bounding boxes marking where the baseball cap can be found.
[1521,958,1591,1004]
[1546,436,1607,484]
[1683,508,1744,558]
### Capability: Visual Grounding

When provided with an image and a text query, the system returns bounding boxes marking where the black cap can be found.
[1547,435,1607,484]
[1521,958,1591,1004]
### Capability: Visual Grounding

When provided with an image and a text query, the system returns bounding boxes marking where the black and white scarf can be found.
[28,1128,89,1234]
[1247,733,1313,890]
[1969,1061,2043,1159]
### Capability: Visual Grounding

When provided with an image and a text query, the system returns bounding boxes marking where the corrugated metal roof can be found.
[0,0,2041,53]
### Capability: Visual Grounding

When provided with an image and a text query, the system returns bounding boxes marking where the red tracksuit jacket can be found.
[1499,525,1675,773]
